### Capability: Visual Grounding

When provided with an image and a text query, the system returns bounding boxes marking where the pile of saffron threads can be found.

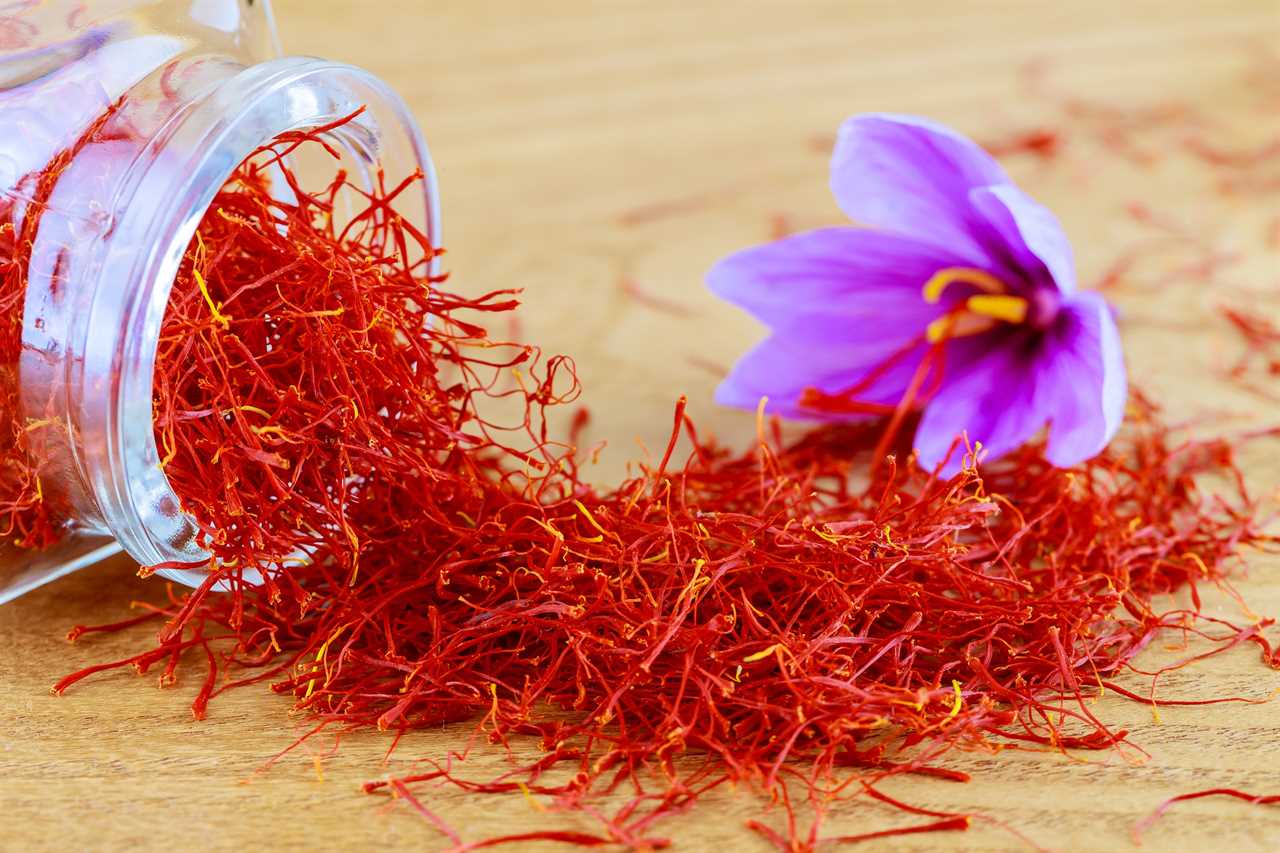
[53,125,1280,848]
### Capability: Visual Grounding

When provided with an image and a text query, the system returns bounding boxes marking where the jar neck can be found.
[21,56,441,582]
[2,0,282,188]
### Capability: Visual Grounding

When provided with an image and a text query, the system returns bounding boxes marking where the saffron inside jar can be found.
[151,113,470,580]
[0,106,129,570]
[0,189,62,552]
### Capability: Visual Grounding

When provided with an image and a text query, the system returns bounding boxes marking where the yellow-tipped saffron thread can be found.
[573,500,613,541]
[754,395,769,444]
[743,643,782,663]
[517,782,546,813]
[306,622,353,700]
[194,269,232,331]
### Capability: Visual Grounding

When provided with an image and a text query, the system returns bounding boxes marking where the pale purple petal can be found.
[914,293,1125,475]
[708,227,968,418]
[1034,292,1127,466]
[715,333,933,420]
[913,338,1047,476]
[707,227,968,330]
[969,184,1077,295]
[830,114,1011,266]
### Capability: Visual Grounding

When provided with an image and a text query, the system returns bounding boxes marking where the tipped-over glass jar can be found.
[0,0,440,603]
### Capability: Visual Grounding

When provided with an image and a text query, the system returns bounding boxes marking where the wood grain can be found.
[2,1,1278,850]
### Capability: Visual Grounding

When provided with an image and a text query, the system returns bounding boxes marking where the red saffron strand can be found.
[65,608,164,642]
[1131,788,1280,845]
[824,815,972,846]
[446,831,616,852]
[389,780,463,847]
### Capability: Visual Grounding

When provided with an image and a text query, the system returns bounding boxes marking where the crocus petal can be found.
[715,332,933,420]
[1034,291,1127,466]
[913,338,1046,476]
[830,114,1011,266]
[708,227,970,418]
[914,292,1126,475]
[969,184,1077,295]
[707,227,967,331]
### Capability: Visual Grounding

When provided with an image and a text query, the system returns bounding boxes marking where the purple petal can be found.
[913,339,1045,476]
[1035,291,1127,466]
[715,333,933,420]
[707,227,967,330]
[969,185,1077,295]
[708,227,970,418]
[830,114,1011,266]
[913,292,1126,475]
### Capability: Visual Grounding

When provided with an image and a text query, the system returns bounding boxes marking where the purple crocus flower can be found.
[709,113,1126,475]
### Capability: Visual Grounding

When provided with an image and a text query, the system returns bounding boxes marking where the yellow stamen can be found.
[925,294,1031,343]
[966,294,1029,324]
[921,267,1007,303]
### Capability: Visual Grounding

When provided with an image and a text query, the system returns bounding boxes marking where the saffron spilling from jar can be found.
[41,119,1280,848]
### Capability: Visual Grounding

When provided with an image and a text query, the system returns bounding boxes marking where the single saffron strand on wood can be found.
[1132,788,1280,845]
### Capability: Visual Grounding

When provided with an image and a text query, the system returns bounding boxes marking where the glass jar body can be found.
[0,0,440,602]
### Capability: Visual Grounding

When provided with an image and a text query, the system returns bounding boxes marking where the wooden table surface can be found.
[3,1,1279,850]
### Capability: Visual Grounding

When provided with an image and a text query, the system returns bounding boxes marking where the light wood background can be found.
[2,1,1279,850]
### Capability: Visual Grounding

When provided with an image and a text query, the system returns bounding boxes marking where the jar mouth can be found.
[91,57,441,587]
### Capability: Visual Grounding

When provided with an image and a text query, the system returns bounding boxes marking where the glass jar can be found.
[0,0,440,603]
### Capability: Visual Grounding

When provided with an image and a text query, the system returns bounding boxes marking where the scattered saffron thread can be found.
[1131,788,1280,845]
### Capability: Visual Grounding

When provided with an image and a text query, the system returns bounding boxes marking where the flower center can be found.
[921,267,1030,343]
